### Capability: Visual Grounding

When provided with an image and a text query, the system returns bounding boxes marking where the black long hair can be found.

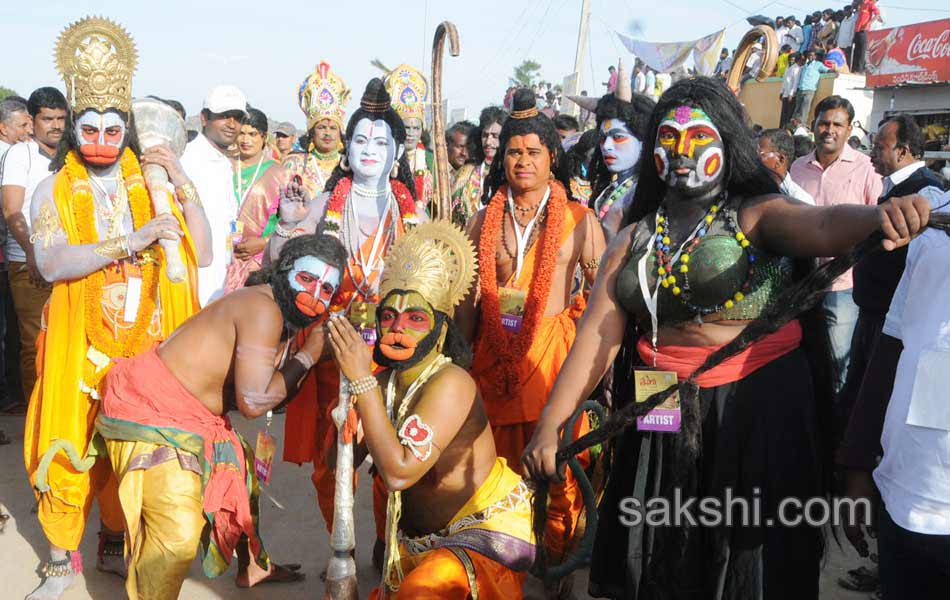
[623,77,779,227]
[468,105,508,166]
[480,89,574,204]
[588,93,655,202]
[323,78,417,199]
[49,107,141,172]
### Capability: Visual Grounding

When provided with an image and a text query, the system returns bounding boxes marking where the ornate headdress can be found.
[55,16,137,114]
[380,221,477,316]
[298,61,351,130]
[384,64,428,122]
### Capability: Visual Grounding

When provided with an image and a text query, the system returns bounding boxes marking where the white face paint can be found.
[288,255,342,318]
[74,110,127,165]
[404,117,423,148]
[600,119,642,174]
[346,117,403,186]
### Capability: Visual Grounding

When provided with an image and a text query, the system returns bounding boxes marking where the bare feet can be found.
[236,560,304,587]
[26,558,76,600]
[96,553,127,578]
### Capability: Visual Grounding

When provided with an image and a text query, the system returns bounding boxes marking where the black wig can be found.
[468,106,508,166]
[588,92,656,202]
[323,78,417,199]
[480,89,574,204]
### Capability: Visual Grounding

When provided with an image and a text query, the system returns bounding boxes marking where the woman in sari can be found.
[225,108,287,292]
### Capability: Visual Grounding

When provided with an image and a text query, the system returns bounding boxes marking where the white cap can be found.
[203,85,247,115]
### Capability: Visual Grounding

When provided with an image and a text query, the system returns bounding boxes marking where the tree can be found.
[509,60,542,88]
[0,86,18,101]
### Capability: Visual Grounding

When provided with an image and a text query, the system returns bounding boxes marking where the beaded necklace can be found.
[594,176,634,221]
[651,193,756,315]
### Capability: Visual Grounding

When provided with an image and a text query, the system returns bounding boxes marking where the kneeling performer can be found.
[96,234,346,599]
[326,221,536,599]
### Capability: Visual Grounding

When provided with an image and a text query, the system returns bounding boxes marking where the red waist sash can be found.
[635,320,803,388]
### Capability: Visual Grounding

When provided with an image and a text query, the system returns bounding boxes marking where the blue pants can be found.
[822,289,858,396]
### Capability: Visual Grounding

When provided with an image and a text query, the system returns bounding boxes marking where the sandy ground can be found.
[1,412,874,599]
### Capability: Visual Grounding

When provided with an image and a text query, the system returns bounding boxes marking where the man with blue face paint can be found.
[95,233,346,598]
[576,60,656,242]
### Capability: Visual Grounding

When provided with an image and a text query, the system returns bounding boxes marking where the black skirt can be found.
[589,348,824,600]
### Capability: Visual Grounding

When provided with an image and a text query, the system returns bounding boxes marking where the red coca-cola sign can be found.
[866,19,950,87]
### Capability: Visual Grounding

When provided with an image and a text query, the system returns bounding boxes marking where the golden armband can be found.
[175,181,201,208]
[93,236,130,260]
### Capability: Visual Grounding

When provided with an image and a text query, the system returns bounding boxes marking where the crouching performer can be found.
[326,221,536,599]
[95,234,346,599]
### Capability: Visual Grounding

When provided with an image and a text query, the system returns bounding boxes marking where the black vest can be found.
[853,166,945,315]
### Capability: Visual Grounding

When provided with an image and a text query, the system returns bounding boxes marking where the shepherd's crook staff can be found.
[431,21,460,221]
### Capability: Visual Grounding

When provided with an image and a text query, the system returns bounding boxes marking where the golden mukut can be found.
[23,15,206,600]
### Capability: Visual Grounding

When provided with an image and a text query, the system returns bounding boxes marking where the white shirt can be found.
[783,25,804,49]
[781,63,802,98]
[775,26,789,45]
[837,13,857,48]
[634,72,646,94]
[881,161,941,198]
[780,173,815,204]
[0,139,10,158]
[793,126,811,138]
[181,133,236,306]
[874,195,950,535]
[0,140,53,262]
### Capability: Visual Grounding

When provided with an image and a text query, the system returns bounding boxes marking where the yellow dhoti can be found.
[105,440,204,600]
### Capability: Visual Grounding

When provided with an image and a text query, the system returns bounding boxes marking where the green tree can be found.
[509,60,542,88]
[0,86,18,101]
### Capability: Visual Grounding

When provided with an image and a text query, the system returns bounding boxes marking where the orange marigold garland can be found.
[64,148,159,381]
[477,180,566,394]
[323,176,419,239]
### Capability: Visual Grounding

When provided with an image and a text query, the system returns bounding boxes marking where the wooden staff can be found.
[430,21,460,221]
[725,25,779,95]
[323,367,358,599]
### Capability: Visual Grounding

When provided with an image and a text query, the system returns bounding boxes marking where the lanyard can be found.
[637,209,712,366]
[507,186,551,282]
[236,154,266,207]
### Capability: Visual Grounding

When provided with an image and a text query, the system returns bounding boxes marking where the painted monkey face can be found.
[75,109,127,166]
[600,118,642,174]
[377,291,435,362]
[287,256,341,320]
[653,105,725,197]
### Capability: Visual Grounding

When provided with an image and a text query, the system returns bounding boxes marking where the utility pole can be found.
[568,0,593,117]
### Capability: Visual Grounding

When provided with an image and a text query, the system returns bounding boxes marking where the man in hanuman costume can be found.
[325,220,537,599]
[22,16,210,600]
[271,77,422,560]
[283,61,350,199]
[385,64,433,216]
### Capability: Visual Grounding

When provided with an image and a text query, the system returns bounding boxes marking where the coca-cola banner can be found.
[866,18,950,87]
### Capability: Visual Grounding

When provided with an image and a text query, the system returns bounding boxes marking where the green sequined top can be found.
[616,206,795,327]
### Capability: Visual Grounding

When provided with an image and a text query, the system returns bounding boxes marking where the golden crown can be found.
[55,17,137,114]
[380,221,477,316]
[384,64,428,122]
[298,61,351,131]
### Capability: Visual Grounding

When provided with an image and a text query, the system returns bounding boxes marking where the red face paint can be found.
[291,264,336,319]
[378,331,419,361]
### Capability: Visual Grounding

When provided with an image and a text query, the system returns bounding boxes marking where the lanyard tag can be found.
[349,301,378,345]
[634,369,681,432]
[254,430,277,484]
[499,287,526,332]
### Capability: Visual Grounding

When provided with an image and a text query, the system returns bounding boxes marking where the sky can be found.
[2,0,948,127]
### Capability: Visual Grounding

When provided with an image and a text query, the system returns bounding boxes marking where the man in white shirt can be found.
[780,52,803,128]
[633,63,646,95]
[774,16,789,49]
[180,85,246,306]
[0,87,66,400]
[783,16,805,50]
[758,128,815,204]
[0,97,32,157]
[837,5,858,67]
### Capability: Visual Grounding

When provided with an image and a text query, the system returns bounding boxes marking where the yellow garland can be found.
[63,149,159,382]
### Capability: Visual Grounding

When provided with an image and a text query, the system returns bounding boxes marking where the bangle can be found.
[176,181,201,208]
[293,350,314,370]
[274,222,304,238]
[348,375,378,400]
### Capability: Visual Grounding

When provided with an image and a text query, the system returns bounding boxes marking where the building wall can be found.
[869,85,950,131]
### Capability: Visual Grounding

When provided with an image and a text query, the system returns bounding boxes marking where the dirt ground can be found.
[0,412,874,599]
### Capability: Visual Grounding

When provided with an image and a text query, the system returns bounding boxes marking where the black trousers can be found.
[779,97,796,129]
[879,505,950,600]
[852,30,868,73]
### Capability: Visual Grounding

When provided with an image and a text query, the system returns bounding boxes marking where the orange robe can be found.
[282,208,403,534]
[23,167,199,552]
[471,201,592,561]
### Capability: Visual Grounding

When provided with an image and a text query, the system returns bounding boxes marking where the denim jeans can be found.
[878,505,950,599]
[822,289,858,395]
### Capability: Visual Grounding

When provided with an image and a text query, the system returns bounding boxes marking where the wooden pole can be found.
[430,21,460,221]
[569,0,593,117]
[726,25,779,95]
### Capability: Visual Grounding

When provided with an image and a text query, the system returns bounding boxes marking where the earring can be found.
[340,155,350,171]
[390,161,399,179]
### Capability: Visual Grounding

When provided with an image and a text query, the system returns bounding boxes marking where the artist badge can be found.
[633,370,681,432]
[349,301,378,346]
[499,287,527,333]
